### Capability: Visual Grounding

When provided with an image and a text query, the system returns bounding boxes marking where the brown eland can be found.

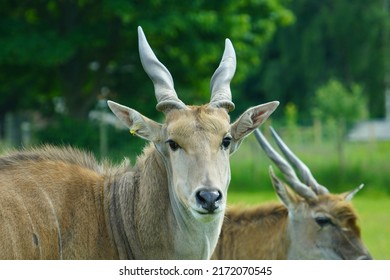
[0,27,279,259]
[212,128,372,260]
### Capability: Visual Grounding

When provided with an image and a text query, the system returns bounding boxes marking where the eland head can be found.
[254,128,372,260]
[107,27,279,258]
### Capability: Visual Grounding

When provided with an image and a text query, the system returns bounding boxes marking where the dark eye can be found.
[315,216,333,227]
[221,136,232,149]
[166,139,180,151]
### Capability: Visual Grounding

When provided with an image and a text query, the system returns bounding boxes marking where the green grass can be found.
[352,195,390,260]
[226,191,390,260]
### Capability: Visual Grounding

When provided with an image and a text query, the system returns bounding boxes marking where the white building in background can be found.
[348,84,390,141]
[348,119,390,141]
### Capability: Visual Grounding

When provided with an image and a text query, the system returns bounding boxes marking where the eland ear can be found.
[107,100,162,142]
[229,101,279,153]
[269,166,298,208]
[343,184,365,202]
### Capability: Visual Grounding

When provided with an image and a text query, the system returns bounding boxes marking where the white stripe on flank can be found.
[16,190,43,258]
[40,189,63,259]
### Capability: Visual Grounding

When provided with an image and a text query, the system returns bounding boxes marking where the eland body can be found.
[212,128,372,260]
[0,27,278,259]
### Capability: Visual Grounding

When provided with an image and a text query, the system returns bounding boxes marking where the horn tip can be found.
[225,38,232,46]
[222,38,236,62]
[137,26,146,40]
[137,26,143,35]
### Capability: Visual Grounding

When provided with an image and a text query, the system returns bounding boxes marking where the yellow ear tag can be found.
[129,129,137,136]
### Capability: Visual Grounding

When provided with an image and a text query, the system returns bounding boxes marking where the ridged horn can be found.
[254,128,317,200]
[137,26,187,113]
[209,39,236,112]
[269,127,329,195]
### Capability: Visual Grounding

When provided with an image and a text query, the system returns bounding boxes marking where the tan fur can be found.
[0,145,123,259]
[212,202,289,259]
[0,143,182,259]
[166,106,230,143]
[310,194,361,236]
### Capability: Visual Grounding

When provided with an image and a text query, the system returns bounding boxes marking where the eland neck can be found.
[106,143,223,259]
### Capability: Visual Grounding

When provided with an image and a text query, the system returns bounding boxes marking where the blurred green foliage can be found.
[35,114,144,163]
[248,0,388,120]
[312,79,368,126]
[311,79,368,168]
[0,0,294,120]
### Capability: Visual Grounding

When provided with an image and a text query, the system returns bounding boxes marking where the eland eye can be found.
[315,216,333,227]
[221,136,232,149]
[166,140,180,151]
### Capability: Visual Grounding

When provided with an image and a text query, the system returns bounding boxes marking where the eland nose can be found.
[196,189,222,214]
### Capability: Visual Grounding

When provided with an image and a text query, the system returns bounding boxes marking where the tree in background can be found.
[311,78,368,168]
[284,102,299,142]
[246,0,386,120]
[0,0,294,122]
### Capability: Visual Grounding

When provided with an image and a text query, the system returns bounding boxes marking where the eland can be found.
[212,128,372,260]
[0,27,279,259]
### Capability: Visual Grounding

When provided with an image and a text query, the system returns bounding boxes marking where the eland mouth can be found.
[190,207,224,223]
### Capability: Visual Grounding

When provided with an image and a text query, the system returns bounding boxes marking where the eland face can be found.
[285,193,372,260]
[160,107,231,221]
